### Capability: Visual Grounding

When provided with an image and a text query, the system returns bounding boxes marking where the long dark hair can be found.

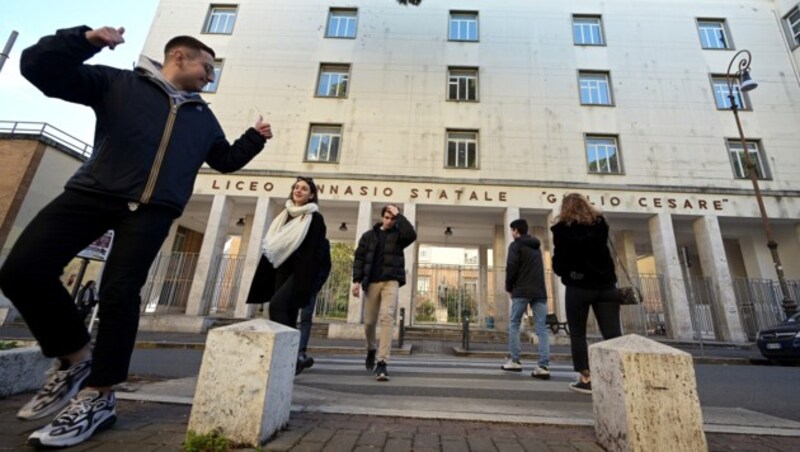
[555,193,601,226]
[289,176,319,204]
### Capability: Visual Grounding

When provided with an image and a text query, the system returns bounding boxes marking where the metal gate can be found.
[414,264,480,325]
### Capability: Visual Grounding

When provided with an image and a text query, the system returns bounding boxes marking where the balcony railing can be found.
[0,121,92,158]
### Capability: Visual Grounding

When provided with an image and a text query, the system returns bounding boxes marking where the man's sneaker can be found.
[302,355,314,370]
[365,349,376,371]
[569,379,592,395]
[374,360,389,381]
[531,365,551,380]
[501,358,522,372]
[27,389,117,448]
[17,359,92,421]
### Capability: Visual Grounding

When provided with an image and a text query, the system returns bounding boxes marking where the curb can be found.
[452,347,755,366]
[133,341,415,355]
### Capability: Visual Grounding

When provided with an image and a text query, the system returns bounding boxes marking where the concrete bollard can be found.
[187,319,299,447]
[589,334,708,452]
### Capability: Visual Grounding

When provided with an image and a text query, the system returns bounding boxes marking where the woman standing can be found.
[246,177,327,329]
[551,193,621,394]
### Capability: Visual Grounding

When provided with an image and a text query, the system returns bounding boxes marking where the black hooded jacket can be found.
[505,234,548,299]
[352,214,417,288]
[550,216,617,289]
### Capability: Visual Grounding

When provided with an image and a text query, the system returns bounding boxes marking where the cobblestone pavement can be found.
[0,393,796,451]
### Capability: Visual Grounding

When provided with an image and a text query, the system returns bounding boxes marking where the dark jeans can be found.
[268,275,300,329]
[565,285,622,373]
[0,189,176,387]
[298,294,318,353]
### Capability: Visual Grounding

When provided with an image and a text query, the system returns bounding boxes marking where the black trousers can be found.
[0,189,176,387]
[565,285,622,373]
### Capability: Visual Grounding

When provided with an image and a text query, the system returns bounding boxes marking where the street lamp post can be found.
[726,49,797,317]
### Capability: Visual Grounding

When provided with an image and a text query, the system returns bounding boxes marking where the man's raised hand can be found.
[85,27,126,50]
[255,115,273,139]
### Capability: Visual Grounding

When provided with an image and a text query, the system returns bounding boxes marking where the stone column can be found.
[693,215,747,343]
[186,194,234,317]
[397,202,417,327]
[347,201,373,323]
[613,230,638,279]
[648,213,694,341]
[495,207,520,331]
[234,197,275,319]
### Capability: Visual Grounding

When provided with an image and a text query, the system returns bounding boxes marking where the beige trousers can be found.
[364,280,399,362]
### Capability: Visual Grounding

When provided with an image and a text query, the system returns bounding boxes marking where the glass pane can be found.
[591,25,602,44]
[449,79,458,99]
[319,135,330,160]
[346,18,356,37]
[468,78,477,100]
[307,136,320,160]
[467,142,476,167]
[458,78,467,99]
[468,21,477,40]
[317,74,330,96]
[330,137,340,162]
[457,142,466,166]
[447,141,456,166]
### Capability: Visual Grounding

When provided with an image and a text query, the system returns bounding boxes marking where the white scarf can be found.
[262,200,319,267]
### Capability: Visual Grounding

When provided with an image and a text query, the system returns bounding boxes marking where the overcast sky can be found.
[0,0,159,144]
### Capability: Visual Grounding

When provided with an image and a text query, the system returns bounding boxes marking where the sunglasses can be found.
[202,63,215,77]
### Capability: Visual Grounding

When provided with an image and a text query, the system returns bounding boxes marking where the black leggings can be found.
[565,285,622,373]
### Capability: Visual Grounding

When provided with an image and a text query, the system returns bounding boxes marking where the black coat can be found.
[352,214,417,288]
[505,234,547,299]
[20,26,266,213]
[246,212,327,308]
[551,216,617,289]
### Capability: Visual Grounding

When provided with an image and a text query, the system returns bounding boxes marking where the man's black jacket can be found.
[20,26,266,213]
[352,214,417,288]
[505,234,547,299]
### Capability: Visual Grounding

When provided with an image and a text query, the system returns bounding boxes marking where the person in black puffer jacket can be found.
[0,26,272,448]
[352,204,417,382]
[551,193,622,395]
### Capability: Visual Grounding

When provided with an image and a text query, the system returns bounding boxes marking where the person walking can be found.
[297,237,332,373]
[245,177,327,333]
[75,280,99,323]
[550,193,622,394]
[0,26,272,448]
[501,219,550,380]
[352,204,417,381]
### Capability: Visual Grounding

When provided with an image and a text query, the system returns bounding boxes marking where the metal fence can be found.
[313,242,354,320]
[414,264,480,325]
[685,275,719,340]
[202,254,246,315]
[141,252,198,314]
[587,273,669,338]
[734,277,799,340]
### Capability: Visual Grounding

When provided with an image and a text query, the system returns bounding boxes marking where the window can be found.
[579,71,612,105]
[449,11,478,41]
[586,135,622,174]
[326,8,357,38]
[204,5,237,34]
[446,131,478,169]
[785,7,800,48]
[697,19,731,49]
[201,60,224,93]
[417,276,431,294]
[711,75,748,110]
[448,68,478,101]
[306,125,341,163]
[728,139,769,179]
[572,15,604,45]
[317,65,350,98]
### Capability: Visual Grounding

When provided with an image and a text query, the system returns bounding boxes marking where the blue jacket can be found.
[20,26,266,213]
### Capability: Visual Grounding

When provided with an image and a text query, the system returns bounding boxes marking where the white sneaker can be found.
[17,359,92,421]
[28,389,117,448]
[501,358,522,372]
[531,365,551,380]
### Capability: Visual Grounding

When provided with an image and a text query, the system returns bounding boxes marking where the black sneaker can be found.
[365,349,376,371]
[303,355,314,370]
[17,359,92,421]
[28,389,117,448]
[569,379,592,395]
[374,360,389,381]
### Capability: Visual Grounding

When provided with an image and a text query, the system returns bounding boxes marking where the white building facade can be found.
[132,0,800,343]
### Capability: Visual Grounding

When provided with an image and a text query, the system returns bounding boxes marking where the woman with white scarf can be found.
[246,177,327,327]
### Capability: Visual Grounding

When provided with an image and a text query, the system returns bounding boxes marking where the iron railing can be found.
[734,277,799,340]
[203,254,246,315]
[141,252,198,314]
[0,121,92,158]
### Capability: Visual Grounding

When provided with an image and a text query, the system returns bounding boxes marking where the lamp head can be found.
[739,70,758,92]
[236,218,245,227]
[339,222,348,232]
[444,226,453,236]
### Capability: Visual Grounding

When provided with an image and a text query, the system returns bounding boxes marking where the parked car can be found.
[756,312,800,364]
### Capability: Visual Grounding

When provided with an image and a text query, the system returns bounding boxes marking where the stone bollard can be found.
[589,334,708,452]
[188,319,299,447]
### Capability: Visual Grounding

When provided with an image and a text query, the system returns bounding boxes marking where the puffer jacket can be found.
[551,216,617,289]
[352,214,417,288]
[20,26,266,213]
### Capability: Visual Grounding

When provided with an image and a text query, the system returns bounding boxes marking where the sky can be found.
[0,0,159,144]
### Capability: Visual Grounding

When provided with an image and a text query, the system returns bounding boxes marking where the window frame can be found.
[201,59,224,93]
[316,64,351,98]
[447,67,479,102]
[449,11,479,42]
[584,134,623,175]
[305,124,342,164]
[578,70,614,106]
[726,139,770,180]
[783,6,800,49]
[710,74,750,111]
[696,18,734,50]
[445,130,479,169]
[572,14,605,46]
[325,8,358,39]
[203,5,238,35]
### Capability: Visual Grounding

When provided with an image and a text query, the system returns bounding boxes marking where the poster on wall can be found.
[77,230,115,261]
